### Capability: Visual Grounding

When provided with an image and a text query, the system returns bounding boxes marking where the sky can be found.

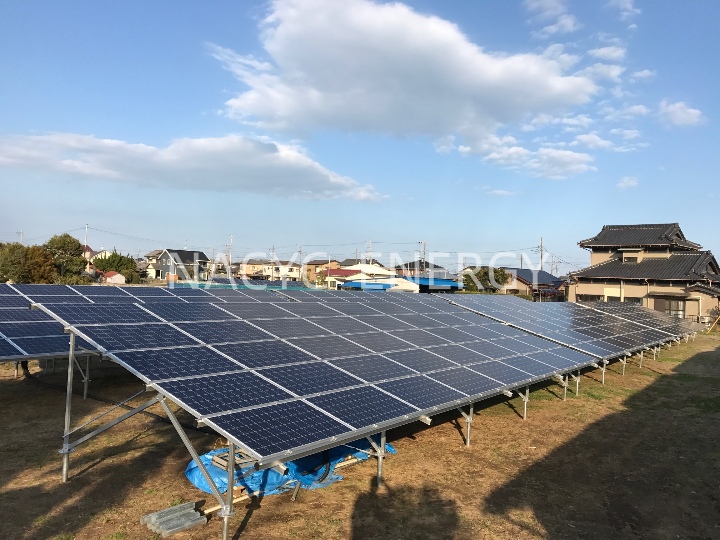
[0,0,717,275]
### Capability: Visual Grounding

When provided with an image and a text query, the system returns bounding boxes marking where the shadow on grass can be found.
[350,477,462,540]
[484,345,720,540]
[0,361,216,540]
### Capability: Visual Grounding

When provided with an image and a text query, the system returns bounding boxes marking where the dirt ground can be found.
[1,332,719,540]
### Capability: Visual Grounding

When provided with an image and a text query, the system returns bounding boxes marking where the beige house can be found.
[304,259,340,284]
[568,223,720,322]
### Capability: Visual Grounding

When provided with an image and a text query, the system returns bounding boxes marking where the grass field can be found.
[1,331,718,539]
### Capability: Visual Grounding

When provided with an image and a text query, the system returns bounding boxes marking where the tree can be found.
[120,269,141,284]
[0,243,31,283]
[25,246,56,283]
[463,267,511,293]
[93,250,137,273]
[44,234,85,277]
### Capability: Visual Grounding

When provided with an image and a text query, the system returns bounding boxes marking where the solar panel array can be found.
[585,301,703,335]
[35,292,607,466]
[0,284,294,361]
[448,294,688,358]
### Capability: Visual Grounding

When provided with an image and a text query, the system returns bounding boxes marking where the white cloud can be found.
[573,133,614,149]
[525,0,568,21]
[617,176,639,189]
[658,100,703,126]
[527,148,596,178]
[631,69,656,81]
[609,128,640,139]
[212,0,596,145]
[575,63,625,81]
[542,44,581,69]
[522,113,594,132]
[588,46,626,61]
[433,136,456,153]
[602,104,650,121]
[488,189,516,196]
[533,14,582,39]
[0,133,381,200]
[483,146,533,167]
[607,0,641,21]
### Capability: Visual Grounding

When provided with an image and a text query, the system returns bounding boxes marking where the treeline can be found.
[0,233,139,284]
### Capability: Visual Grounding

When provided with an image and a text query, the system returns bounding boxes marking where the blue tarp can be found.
[340,281,394,290]
[186,436,396,496]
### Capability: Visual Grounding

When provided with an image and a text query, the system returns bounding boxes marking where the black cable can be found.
[20,361,213,434]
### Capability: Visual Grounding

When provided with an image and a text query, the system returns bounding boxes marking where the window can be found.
[666,299,685,319]
[624,257,638,263]
[577,294,603,302]
[623,297,643,305]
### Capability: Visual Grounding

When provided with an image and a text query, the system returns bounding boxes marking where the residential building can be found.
[568,223,720,321]
[499,268,565,299]
[234,259,268,280]
[145,249,210,281]
[338,258,385,268]
[102,271,126,284]
[304,259,340,283]
[325,268,366,290]
[395,259,446,277]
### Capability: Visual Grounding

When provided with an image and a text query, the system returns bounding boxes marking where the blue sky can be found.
[0,0,717,274]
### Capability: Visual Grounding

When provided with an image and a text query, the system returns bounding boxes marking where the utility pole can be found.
[539,237,544,273]
[298,245,303,282]
[355,248,358,264]
[17,229,23,245]
[422,240,427,272]
[368,240,372,265]
[227,235,234,268]
[270,245,275,281]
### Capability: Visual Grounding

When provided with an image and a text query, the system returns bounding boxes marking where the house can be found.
[341,276,420,293]
[324,268,366,290]
[145,249,210,281]
[102,271,126,284]
[338,257,385,268]
[395,259,446,277]
[260,261,302,281]
[568,223,720,321]
[499,268,565,299]
[304,259,340,283]
[234,259,268,280]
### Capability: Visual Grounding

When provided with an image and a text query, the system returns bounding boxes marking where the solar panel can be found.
[115,346,245,381]
[287,335,371,359]
[467,360,534,385]
[425,344,485,365]
[219,303,293,319]
[391,314,445,329]
[13,284,78,295]
[309,316,375,335]
[144,303,236,322]
[157,372,294,416]
[0,339,23,357]
[376,376,465,410]
[174,321,272,344]
[428,367,504,396]
[276,303,337,318]
[329,354,415,382]
[78,324,200,351]
[43,304,159,325]
[0,296,31,308]
[214,340,315,368]
[353,315,415,331]
[72,286,130,296]
[343,332,414,353]
[208,401,350,458]
[250,318,329,339]
[260,362,363,395]
[87,295,140,304]
[383,349,457,372]
[388,329,450,347]
[0,322,65,338]
[11,335,93,356]
[424,327,479,343]
[308,386,416,429]
[0,309,54,322]
[26,295,90,304]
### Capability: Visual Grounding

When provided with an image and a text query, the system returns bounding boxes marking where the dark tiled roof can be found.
[166,249,210,264]
[395,260,445,270]
[338,258,385,267]
[579,223,701,250]
[686,283,720,297]
[570,251,720,281]
[504,268,564,288]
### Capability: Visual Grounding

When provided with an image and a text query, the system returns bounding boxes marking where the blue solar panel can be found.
[250,318,330,339]
[276,303,336,318]
[391,314,445,329]
[166,288,213,297]
[383,349,457,372]
[0,322,64,338]
[425,344,485,365]
[424,327,479,343]
[174,321,272,344]
[72,286,130,296]
[260,362,362,395]
[309,386,416,429]
[328,303,381,316]
[0,284,17,294]
[428,368,504,396]
[28,295,90,304]
[145,303,236,322]
[500,355,561,376]
[0,309,53,322]
[14,284,77,295]
[463,340,517,359]
[330,354,415,382]
[87,295,140,303]
[209,401,350,458]
[344,332,414,353]
[388,329,449,347]
[120,287,173,296]
[0,296,30,308]
[376,376,465,410]
[115,346,245,381]
[218,303,292,319]
[353,315,414,331]
[288,336,371,359]
[47,304,160,325]
[79,324,200,351]
[12,335,93,355]
[467,360,533,385]
[310,316,375,335]
[214,341,315,368]
[0,339,23,357]
[157,372,293,416]
[491,338,543,355]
